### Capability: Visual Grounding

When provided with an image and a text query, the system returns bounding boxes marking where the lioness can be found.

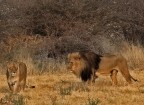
[67,51,138,85]
[6,61,27,93]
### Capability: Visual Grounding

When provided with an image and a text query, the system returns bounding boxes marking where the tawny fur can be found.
[6,61,27,93]
[67,51,138,85]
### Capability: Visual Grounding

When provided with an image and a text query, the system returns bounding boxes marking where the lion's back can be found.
[98,54,127,72]
[18,62,27,77]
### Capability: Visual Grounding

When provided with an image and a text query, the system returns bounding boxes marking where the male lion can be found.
[67,51,138,85]
[6,61,34,93]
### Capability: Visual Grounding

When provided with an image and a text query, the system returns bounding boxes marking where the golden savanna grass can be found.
[0,70,144,105]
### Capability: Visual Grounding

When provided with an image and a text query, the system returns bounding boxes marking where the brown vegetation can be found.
[1,0,144,42]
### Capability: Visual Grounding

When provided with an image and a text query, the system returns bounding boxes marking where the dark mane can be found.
[79,51,102,82]
[80,67,92,82]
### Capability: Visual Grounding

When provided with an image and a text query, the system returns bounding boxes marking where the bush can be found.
[0,0,144,73]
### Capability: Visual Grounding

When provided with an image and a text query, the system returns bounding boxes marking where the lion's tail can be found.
[131,75,139,82]
[26,85,35,88]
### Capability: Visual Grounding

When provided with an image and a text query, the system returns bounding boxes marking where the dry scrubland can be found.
[0,36,144,105]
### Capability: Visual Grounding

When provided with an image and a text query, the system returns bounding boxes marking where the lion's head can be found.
[7,62,18,76]
[67,52,87,77]
[67,51,101,82]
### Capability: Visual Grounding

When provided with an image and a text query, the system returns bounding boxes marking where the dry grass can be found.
[0,70,144,105]
[1,37,144,104]
[121,42,144,70]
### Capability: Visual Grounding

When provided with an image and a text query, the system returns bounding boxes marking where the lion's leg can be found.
[8,83,13,91]
[21,80,26,91]
[122,73,132,84]
[110,70,118,86]
[119,68,132,84]
[13,82,20,93]
[124,75,132,84]
[95,72,100,80]
[118,60,133,84]
[92,68,97,83]
[92,74,98,83]
[86,79,92,86]
[7,78,14,91]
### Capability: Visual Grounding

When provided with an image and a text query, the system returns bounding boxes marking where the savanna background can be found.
[0,0,144,105]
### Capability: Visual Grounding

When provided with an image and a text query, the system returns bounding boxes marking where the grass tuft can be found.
[0,93,25,105]
[86,97,100,105]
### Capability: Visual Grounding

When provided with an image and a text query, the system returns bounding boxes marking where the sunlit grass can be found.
[0,70,144,105]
